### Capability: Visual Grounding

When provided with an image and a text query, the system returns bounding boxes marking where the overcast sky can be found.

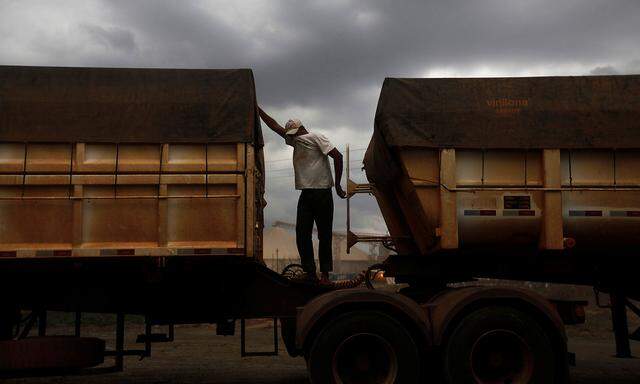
[1,0,639,233]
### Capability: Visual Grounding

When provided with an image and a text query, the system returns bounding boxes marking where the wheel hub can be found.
[332,333,398,384]
[470,329,534,384]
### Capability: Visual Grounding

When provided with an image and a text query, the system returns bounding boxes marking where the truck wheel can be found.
[307,310,420,384]
[444,306,556,384]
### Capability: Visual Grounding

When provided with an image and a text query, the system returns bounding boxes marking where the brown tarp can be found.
[0,66,262,145]
[375,75,640,148]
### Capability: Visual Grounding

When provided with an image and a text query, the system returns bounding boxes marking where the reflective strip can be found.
[569,210,602,217]
[503,210,536,216]
[464,210,496,216]
[610,210,640,217]
[5,248,248,258]
[177,248,205,255]
[99,249,135,256]
[176,248,245,255]
[35,250,72,257]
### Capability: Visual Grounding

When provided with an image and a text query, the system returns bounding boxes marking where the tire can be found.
[307,310,420,384]
[444,306,557,384]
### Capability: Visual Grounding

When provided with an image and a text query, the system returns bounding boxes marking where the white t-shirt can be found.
[285,132,335,190]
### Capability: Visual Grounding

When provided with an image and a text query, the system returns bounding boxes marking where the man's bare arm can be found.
[328,148,346,198]
[258,107,287,139]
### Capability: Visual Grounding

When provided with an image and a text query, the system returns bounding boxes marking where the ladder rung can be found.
[347,230,395,250]
[347,179,372,196]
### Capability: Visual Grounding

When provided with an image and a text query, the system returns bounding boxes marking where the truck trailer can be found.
[1,66,640,383]
[0,65,328,371]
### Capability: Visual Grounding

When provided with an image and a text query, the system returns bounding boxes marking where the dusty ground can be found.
[565,303,640,383]
[3,312,640,384]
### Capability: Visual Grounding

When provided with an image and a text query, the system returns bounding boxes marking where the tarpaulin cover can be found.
[0,66,262,145]
[374,75,640,148]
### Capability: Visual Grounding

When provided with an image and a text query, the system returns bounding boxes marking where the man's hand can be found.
[335,184,347,199]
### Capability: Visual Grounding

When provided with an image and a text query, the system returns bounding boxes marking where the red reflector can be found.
[117,249,135,256]
[52,250,72,257]
[0,251,17,258]
[628,211,640,217]
[480,210,496,216]
[564,237,577,249]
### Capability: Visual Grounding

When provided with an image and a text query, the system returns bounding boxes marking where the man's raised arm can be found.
[258,107,287,139]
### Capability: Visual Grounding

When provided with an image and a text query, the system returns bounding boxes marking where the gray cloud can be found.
[590,60,640,76]
[79,24,137,53]
[590,65,620,75]
[1,0,639,231]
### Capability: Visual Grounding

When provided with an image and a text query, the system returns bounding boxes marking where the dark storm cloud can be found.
[4,0,639,131]
[1,0,639,230]
[73,1,636,121]
[98,1,254,67]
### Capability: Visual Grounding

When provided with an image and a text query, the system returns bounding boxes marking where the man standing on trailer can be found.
[258,107,346,284]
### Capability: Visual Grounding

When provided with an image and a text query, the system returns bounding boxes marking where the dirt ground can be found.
[4,309,640,384]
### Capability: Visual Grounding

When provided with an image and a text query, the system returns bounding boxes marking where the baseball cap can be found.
[285,119,303,135]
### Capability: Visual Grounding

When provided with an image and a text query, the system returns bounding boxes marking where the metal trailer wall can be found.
[0,66,265,260]
[365,75,640,260]
[0,142,262,259]
[369,147,640,252]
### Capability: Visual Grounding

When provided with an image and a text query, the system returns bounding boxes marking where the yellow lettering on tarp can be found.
[486,98,530,114]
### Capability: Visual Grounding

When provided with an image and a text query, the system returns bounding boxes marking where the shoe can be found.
[319,273,332,286]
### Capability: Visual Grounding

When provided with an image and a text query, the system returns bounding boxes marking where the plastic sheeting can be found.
[0,66,262,145]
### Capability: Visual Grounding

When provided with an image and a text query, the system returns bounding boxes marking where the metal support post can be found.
[37,310,47,336]
[107,312,147,366]
[144,316,152,357]
[74,311,81,337]
[168,323,175,341]
[610,292,632,358]
[115,313,125,370]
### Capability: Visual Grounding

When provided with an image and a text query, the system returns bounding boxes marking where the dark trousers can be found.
[296,189,333,273]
